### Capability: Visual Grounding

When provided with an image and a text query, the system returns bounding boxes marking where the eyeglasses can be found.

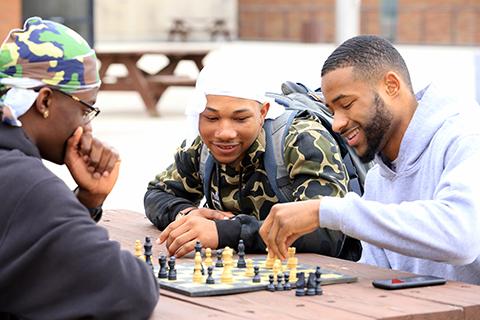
[53,89,100,123]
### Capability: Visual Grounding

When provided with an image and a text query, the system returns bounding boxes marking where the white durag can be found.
[185,62,285,144]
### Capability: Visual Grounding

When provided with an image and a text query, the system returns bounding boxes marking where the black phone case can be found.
[372,275,447,290]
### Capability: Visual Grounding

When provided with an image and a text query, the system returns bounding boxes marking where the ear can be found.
[383,71,401,97]
[260,102,270,120]
[34,87,54,118]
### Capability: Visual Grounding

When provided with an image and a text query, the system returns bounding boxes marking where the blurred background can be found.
[1,0,480,213]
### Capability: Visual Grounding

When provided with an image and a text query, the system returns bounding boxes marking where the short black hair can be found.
[321,35,413,91]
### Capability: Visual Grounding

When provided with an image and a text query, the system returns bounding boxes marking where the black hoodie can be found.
[0,124,159,319]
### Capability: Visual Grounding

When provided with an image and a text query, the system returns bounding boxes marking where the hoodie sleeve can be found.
[320,133,480,265]
[0,175,159,320]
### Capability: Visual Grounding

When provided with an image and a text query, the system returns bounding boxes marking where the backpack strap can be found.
[263,109,298,203]
[199,143,215,208]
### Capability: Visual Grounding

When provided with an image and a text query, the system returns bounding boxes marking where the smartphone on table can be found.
[372,275,447,290]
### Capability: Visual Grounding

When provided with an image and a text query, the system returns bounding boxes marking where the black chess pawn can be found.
[236,239,246,268]
[144,237,153,266]
[194,240,202,254]
[295,272,306,296]
[315,266,323,295]
[284,272,291,290]
[157,255,168,279]
[206,266,215,284]
[252,266,261,283]
[215,249,223,267]
[267,274,275,292]
[193,240,205,275]
[306,272,316,296]
[168,256,177,281]
[276,273,284,291]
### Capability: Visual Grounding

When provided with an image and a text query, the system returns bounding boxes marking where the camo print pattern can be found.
[149,112,349,220]
[0,16,100,93]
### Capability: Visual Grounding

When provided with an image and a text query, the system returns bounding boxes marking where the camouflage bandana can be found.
[0,16,101,126]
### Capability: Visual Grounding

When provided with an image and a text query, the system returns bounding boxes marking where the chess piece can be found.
[206,266,215,284]
[295,272,305,296]
[134,240,143,260]
[265,248,274,269]
[245,259,254,277]
[204,248,213,267]
[194,241,205,275]
[287,247,296,269]
[220,261,233,283]
[237,240,246,268]
[252,266,261,283]
[168,256,177,281]
[267,274,275,292]
[215,249,223,267]
[158,255,168,279]
[315,266,323,295]
[276,273,284,291]
[144,237,153,267]
[272,259,281,282]
[284,272,291,290]
[193,252,203,283]
[195,240,202,254]
[306,272,316,296]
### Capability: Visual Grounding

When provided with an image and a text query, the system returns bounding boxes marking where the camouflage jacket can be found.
[145,112,350,253]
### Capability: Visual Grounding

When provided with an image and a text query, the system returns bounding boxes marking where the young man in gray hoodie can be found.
[260,35,480,285]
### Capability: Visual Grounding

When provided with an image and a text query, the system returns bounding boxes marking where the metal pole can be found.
[335,0,361,44]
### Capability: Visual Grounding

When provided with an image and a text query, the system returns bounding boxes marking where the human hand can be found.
[259,200,321,260]
[65,126,120,208]
[158,215,219,257]
[187,207,234,220]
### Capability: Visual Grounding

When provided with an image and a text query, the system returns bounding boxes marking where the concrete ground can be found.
[45,41,480,214]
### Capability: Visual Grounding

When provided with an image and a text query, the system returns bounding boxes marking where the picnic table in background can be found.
[100,209,480,320]
[95,42,218,116]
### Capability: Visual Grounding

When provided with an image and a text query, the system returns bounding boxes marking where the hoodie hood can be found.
[376,83,472,177]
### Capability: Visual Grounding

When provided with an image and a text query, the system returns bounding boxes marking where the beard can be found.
[360,92,393,163]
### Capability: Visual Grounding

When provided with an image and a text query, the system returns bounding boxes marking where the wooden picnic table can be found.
[95,42,217,116]
[100,209,480,320]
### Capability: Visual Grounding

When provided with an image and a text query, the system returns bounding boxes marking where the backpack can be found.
[199,81,374,260]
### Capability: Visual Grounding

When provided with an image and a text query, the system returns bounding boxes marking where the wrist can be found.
[175,207,196,220]
[75,187,107,208]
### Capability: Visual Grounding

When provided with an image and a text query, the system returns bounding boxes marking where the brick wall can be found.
[0,0,22,42]
[239,0,480,45]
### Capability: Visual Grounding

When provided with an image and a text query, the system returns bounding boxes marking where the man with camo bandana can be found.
[0,17,158,319]
[145,62,359,259]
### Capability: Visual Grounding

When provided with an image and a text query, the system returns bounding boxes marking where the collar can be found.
[0,122,41,158]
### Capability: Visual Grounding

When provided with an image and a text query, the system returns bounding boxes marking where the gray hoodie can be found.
[320,83,480,284]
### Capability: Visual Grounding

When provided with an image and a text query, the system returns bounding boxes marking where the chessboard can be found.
[155,257,357,297]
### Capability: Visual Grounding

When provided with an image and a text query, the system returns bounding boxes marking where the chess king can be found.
[146,61,360,260]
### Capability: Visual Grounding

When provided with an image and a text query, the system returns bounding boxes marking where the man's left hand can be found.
[65,126,120,208]
[158,215,219,257]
